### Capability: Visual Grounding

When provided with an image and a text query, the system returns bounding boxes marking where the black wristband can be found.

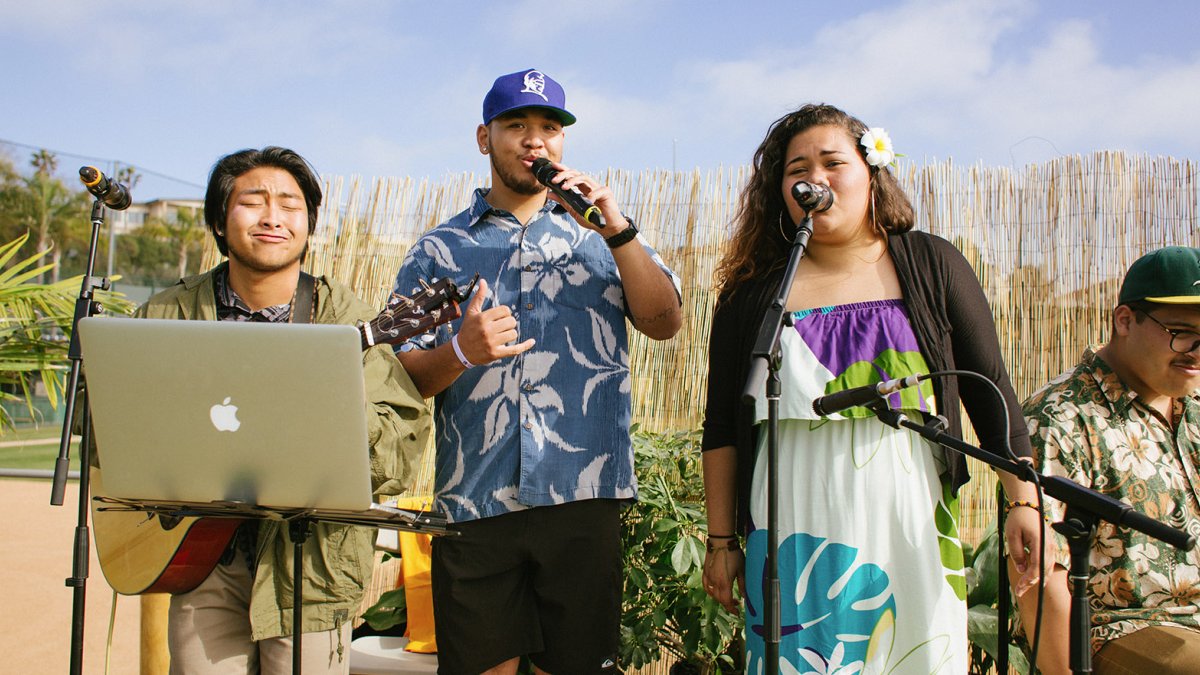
[604,217,639,249]
[706,538,742,553]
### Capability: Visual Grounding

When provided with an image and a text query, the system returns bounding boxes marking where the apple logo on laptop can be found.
[210,397,241,432]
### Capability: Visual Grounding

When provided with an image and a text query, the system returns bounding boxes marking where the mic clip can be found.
[865,398,907,429]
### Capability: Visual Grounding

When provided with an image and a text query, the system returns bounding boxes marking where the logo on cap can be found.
[520,70,548,101]
[482,68,576,126]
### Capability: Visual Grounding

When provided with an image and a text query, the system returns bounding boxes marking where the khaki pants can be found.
[168,559,351,675]
[1094,625,1200,675]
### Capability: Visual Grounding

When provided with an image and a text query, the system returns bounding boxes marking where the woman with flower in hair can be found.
[700,104,1050,674]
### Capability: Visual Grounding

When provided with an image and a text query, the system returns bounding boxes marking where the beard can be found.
[489,147,544,196]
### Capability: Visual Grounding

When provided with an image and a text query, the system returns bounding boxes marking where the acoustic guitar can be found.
[91,276,475,595]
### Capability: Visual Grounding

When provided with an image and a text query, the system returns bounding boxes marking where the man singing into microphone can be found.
[391,68,682,674]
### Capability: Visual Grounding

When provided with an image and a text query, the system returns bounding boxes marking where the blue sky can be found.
[2,0,1197,202]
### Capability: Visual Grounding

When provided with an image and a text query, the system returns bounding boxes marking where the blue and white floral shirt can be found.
[393,188,680,523]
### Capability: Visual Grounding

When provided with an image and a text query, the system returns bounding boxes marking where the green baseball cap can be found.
[1118,246,1200,305]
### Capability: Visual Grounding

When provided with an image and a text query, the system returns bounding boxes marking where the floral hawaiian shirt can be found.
[1024,347,1200,652]
[392,188,680,523]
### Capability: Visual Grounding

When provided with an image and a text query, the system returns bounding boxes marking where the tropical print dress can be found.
[745,299,967,675]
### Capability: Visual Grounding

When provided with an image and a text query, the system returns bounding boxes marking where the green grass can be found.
[0,424,81,472]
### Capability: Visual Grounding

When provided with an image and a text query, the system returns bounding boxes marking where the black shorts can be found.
[430,498,623,674]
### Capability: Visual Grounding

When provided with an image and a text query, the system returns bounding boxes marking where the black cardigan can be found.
[700,231,1031,534]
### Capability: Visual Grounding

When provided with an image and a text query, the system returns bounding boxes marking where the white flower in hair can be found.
[860,127,896,168]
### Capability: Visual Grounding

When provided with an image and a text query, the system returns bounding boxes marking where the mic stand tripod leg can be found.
[764,362,781,672]
[66,401,93,675]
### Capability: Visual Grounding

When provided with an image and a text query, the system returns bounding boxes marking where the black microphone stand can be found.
[863,399,1194,675]
[51,198,112,675]
[742,211,814,675]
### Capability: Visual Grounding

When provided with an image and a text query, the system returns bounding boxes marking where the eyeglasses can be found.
[1137,311,1200,354]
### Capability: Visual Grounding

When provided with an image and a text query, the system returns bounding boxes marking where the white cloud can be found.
[638,0,1200,168]
[963,19,1200,163]
[3,0,1196,203]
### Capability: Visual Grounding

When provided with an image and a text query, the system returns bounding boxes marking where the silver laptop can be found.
[78,317,373,512]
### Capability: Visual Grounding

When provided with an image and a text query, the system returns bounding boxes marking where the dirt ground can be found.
[1,478,141,674]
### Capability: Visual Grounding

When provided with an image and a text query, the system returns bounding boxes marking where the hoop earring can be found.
[778,210,794,243]
[870,190,877,233]
[870,182,883,236]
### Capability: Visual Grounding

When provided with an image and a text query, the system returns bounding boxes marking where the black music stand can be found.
[93,496,454,674]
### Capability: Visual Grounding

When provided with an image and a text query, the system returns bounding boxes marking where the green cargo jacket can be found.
[132,264,430,640]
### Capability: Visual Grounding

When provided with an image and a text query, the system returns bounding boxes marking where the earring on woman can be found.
[778,210,795,243]
[870,184,882,236]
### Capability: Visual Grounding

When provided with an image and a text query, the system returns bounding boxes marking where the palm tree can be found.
[165,206,206,279]
[0,233,75,429]
[5,151,90,283]
[30,149,58,177]
[0,233,132,431]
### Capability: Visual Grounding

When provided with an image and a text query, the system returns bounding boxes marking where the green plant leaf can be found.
[654,518,680,533]
[619,427,739,671]
[670,537,692,575]
[967,604,1030,672]
[360,588,407,631]
[967,525,999,607]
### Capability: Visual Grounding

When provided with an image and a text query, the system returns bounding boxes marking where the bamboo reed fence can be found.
[201,151,1197,671]
[203,149,1198,544]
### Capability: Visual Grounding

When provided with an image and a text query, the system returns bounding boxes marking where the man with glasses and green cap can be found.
[1017,246,1200,675]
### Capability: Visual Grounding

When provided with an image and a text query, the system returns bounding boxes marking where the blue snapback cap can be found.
[482,69,576,126]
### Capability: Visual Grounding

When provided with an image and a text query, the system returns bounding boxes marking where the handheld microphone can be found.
[79,166,132,211]
[791,181,833,213]
[811,373,925,417]
[531,158,606,228]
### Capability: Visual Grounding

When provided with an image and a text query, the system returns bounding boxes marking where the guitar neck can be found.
[358,279,471,351]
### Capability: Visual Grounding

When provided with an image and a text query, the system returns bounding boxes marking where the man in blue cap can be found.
[391,69,682,674]
[1018,246,1200,674]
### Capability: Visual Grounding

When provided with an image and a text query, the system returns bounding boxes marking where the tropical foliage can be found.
[620,426,741,674]
[0,148,207,288]
[0,233,78,429]
[116,206,208,286]
[0,232,134,431]
[965,522,1032,674]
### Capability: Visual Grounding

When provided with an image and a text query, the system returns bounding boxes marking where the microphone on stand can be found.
[812,373,926,417]
[79,167,132,211]
[531,158,605,228]
[791,181,833,213]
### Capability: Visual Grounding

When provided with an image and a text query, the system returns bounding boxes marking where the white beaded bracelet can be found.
[451,333,475,369]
